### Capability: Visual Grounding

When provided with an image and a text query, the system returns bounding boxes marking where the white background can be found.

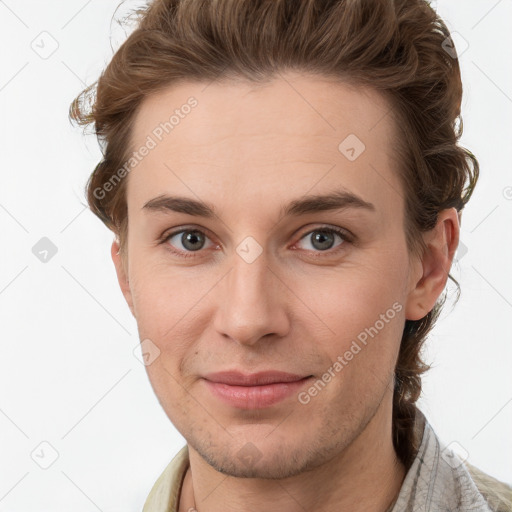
[0,1,511,510]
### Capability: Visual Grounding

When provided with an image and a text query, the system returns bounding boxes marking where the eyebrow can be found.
[142,189,376,218]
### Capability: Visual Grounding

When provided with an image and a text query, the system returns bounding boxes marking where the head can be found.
[70,0,478,471]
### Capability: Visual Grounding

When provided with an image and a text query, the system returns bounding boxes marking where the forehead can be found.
[127,73,403,218]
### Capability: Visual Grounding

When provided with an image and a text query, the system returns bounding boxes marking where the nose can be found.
[213,251,290,347]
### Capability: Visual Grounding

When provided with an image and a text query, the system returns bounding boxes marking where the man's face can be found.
[117,73,424,478]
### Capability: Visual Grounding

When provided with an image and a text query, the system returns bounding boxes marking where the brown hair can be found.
[70,0,478,468]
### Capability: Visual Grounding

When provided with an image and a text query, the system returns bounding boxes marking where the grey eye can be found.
[297,229,346,252]
[167,230,210,252]
[309,231,336,250]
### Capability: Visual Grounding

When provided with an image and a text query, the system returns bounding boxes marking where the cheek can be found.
[299,278,404,409]
[291,257,408,341]
[128,259,216,373]
[133,267,202,410]
[129,258,194,330]
[287,254,409,400]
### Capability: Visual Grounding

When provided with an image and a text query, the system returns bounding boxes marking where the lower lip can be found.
[203,377,312,409]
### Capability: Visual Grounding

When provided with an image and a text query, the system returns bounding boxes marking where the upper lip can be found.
[203,371,311,386]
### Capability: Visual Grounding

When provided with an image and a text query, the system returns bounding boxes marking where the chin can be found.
[185,419,357,480]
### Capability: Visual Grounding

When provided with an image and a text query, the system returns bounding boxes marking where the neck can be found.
[179,396,406,512]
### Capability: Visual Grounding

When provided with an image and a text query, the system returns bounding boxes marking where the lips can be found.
[202,370,310,386]
[201,371,313,409]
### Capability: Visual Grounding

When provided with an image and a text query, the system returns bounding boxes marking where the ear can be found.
[404,208,460,321]
[111,238,135,317]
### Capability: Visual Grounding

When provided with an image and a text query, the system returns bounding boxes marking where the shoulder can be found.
[143,444,190,512]
[464,461,512,512]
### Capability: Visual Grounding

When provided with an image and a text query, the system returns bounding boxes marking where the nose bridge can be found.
[231,251,270,306]
[214,247,289,345]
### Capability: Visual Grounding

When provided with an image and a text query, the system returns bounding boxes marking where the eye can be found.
[159,225,353,259]
[161,228,216,257]
[295,227,351,253]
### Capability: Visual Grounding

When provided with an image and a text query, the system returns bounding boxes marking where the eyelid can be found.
[294,225,354,244]
[159,224,214,241]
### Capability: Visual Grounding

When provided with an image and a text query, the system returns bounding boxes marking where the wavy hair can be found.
[70,0,479,468]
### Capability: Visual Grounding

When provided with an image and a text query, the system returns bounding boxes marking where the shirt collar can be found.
[390,409,492,511]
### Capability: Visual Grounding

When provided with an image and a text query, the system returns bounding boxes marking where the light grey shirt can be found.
[390,411,505,511]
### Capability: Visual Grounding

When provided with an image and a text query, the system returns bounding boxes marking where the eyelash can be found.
[158,225,354,259]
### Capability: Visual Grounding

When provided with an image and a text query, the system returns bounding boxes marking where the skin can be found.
[111,72,459,512]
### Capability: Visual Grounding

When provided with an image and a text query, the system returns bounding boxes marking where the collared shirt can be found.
[142,410,512,512]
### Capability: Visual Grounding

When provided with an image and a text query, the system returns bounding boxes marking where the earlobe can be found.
[111,238,135,317]
[404,208,460,321]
